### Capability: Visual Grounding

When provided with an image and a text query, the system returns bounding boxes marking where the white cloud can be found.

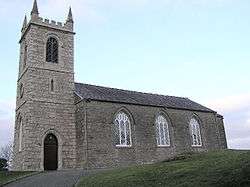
[205,93,250,113]
[205,94,250,150]
[228,137,250,150]
[0,100,15,148]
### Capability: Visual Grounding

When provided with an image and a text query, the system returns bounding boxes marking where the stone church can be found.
[12,0,227,171]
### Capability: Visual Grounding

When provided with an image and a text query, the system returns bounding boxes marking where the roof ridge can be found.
[74,82,188,100]
[74,82,215,113]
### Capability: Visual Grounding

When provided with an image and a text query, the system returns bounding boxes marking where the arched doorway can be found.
[44,133,58,170]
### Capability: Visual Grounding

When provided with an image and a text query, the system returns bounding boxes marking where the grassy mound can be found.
[0,171,35,186]
[77,150,250,187]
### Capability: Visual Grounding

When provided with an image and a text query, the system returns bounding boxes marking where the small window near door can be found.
[50,79,54,92]
[18,118,23,152]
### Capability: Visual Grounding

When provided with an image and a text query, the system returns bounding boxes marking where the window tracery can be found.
[155,115,170,146]
[114,112,132,147]
[190,118,202,146]
[46,37,58,63]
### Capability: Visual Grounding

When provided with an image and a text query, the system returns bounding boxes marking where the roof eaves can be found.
[86,98,216,113]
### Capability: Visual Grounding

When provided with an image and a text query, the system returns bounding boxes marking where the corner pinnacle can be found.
[22,15,27,31]
[31,0,39,15]
[67,7,74,23]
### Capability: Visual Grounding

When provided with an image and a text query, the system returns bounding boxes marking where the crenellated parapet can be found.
[30,16,73,31]
[21,0,74,41]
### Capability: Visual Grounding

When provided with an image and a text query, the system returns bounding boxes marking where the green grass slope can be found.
[77,150,250,187]
[0,171,35,186]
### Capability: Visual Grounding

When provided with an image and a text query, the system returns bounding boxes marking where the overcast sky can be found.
[0,0,250,149]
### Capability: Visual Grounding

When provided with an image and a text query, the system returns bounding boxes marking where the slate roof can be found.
[74,83,215,113]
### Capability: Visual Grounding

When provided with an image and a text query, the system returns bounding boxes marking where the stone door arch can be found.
[44,133,58,170]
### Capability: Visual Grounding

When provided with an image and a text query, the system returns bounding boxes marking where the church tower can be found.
[12,0,76,171]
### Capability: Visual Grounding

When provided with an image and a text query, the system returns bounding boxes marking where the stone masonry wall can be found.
[75,100,227,169]
[75,99,88,169]
[13,18,76,171]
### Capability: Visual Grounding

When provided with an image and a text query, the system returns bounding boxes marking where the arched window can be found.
[46,37,58,63]
[114,112,132,147]
[19,118,23,152]
[190,118,202,146]
[155,115,170,146]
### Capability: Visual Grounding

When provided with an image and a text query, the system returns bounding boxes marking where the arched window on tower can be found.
[190,118,202,146]
[155,115,170,146]
[114,112,132,147]
[19,117,23,152]
[46,37,58,63]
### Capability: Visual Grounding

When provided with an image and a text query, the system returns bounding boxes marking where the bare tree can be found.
[0,142,13,168]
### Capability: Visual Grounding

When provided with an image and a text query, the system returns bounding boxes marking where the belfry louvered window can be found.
[155,115,170,146]
[46,37,58,63]
[190,118,202,146]
[114,112,132,147]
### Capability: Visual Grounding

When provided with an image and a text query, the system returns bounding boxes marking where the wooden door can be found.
[44,133,58,170]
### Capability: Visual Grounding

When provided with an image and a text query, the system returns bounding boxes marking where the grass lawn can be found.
[0,171,35,186]
[77,150,250,187]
